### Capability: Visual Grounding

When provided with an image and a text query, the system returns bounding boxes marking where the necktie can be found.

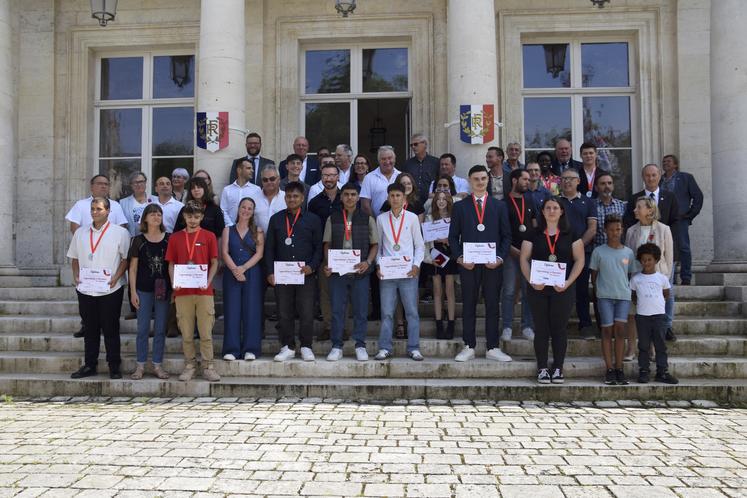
[477,198,483,209]
[649,192,655,202]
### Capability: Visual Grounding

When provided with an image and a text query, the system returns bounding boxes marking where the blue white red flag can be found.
[459,104,495,144]
[196,111,229,152]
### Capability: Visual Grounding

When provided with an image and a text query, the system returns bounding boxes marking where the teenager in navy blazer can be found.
[449,165,513,363]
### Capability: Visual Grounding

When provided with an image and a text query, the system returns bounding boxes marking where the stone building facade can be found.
[0,0,744,275]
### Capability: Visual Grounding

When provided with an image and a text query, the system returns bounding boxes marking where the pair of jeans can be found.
[135,290,169,364]
[501,255,534,330]
[222,266,263,358]
[329,274,369,349]
[665,267,675,329]
[379,277,420,353]
[276,276,316,349]
[635,313,669,373]
[77,287,124,370]
[527,285,575,370]
[575,259,593,329]
[459,265,503,350]
[677,221,692,282]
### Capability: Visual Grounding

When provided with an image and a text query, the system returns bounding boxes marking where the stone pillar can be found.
[710,0,747,268]
[0,0,16,267]
[196,0,246,192]
[447,0,498,174]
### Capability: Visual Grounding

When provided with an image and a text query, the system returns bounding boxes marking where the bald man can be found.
[278,136,321,186]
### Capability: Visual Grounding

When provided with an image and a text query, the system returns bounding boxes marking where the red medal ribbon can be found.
[184,228,202,262]
[586,167,596,193]
[89,222,111,257]
[342,209,352,241]
[285,209,302,239]
[388,210,406,247]
[545,229,560,258]
[472,194,487,225]
[509,195,525,227]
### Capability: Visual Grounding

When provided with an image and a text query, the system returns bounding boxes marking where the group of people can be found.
[65,131,704,386]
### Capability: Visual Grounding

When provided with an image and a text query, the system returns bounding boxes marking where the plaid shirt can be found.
[595,197,627,246]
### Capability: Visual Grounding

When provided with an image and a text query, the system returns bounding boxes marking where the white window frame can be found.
[93,50,196,193]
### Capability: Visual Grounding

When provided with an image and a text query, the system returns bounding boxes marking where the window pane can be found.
[597,149,632,200]
[152,158,194,193]
[152,107,194,156]
[100,57,143,100]
[582,43,629,87]
[583,96,631,148]
[522,44,570,88]
[523,97,571,149]
[362,48,408,92]
[305,103,350,152]
[153,55,195,98]
[99,108,142,157]
[305,50,350,94]
[99,159,141,200]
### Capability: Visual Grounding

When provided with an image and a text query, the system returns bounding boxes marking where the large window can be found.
[522,40,635,198]
[95,53,195,198]
[301,45,411,165]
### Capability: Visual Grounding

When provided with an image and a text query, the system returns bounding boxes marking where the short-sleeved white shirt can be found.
[220,180,263,226]
[428,175,470,195]
[150,195,184,233]
[65,196,127,228]
[66,221,130,297]
[254,190,287,233]
[360,167,401,217]
[119,195,153,237]
[630,271,671,316]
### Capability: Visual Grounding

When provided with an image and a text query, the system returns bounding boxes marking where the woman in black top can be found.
[173,176,225,238]
[519,197,584,384]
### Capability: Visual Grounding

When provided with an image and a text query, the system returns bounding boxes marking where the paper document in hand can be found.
[328,249,360,275]
[78,267,112,293]
[430,248,450,268]
[174,264,208,289]
[274,261,305,285]
[463,242,497,264]
[529,259,567,287]
[379,256,412,280]
[422,218,451,242]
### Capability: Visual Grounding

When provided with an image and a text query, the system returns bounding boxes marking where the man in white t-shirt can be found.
[360,146,401,217]
[151,176,184,233]
[65,174,127,233]
[119,171,153,237]
[428,153,470,198]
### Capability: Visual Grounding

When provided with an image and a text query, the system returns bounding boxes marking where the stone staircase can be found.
[0,274,745,403]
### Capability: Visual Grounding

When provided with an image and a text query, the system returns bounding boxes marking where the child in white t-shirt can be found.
[629,243,678,384]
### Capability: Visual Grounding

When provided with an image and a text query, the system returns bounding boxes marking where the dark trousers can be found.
[329,274,369,349]
[276,275,316,349]
[77,287,124,370]
[528,285,575,370]
[459,265,502,349]
[678,222,692,282]
[575,261,592,329]
[370,272,381,318]
[635,314,669,373]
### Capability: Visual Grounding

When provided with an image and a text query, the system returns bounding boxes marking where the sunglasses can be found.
[262,176,278,182]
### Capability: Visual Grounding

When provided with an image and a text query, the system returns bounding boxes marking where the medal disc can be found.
[477,223,485,232]
[586,191,592,198]
[548,254,557,262]
[88,254,93,261]
[393,244,401,251]
[518,224,527,232]
[285,237,293,246]
[187,260,194,265]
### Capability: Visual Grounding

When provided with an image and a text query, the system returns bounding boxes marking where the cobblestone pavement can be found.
[0,398,745,497]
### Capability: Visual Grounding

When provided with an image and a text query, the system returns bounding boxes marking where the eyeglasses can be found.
[561,177,579,181]
[321,174,338,179]
[131,180,146,185]
[261,176,278,182]
[410,141,424,147]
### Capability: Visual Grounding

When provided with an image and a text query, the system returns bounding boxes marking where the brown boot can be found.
[202,363,221,382]
[152,363,169,379]
[178,362,197,382]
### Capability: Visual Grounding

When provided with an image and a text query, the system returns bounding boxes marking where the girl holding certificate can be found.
[221,197,264,362]
[519,197,584,384]
[423,191,457,339]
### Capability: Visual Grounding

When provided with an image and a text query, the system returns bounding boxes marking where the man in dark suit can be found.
[229,132,275,185]
[278,136,320,186]
[551,139,583,176]
[449,165,512,363]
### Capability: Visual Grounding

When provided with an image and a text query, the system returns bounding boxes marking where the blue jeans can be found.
[501,255,534,330]
[379,277,420,353]
[597,298,631,327]
[678,222,692,282]
[329,274,369,349]
[135,290,169,364]
[665,267,675,329]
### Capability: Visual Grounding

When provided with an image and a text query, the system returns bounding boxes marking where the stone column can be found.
[710,0,747,268]
[447,0,498,175]
[0,0,16,267]
[196,0,246,192]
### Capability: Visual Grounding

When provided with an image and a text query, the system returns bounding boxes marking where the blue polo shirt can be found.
[559,193,597,252]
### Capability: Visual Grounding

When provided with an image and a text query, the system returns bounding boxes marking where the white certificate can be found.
[274,261,305,285]
[329,249,361,275]
[174,264,208,289]
[430,248,450,268]
[530,260,567,287]
[379,256,412,280]
[422,218,451,242]
[77,267,112,293]
[463,242,497,264]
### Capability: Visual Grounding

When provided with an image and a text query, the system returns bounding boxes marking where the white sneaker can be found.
[223,353,236,361]
[454,346,475,362]
[301,347,315,362]
[374,349,391,360]
[409,350,424,361]
[522,327,535,340]
[274,346,295,362]
[501,328,513,341]
[486,348,512,362]
[326,348,343,362]
[355,347,369,361]
[244,352,256,361]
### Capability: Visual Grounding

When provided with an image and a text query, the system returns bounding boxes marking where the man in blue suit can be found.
[278,136,320,186]
[449,165,512,363]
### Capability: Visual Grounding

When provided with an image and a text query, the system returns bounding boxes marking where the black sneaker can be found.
[638,370,650,383]
[604,369,616,385]
[665,328,677,342]
[615,369,629,385]
[537,368,551,384]
[655,371,679,384]
[551,368,564,384]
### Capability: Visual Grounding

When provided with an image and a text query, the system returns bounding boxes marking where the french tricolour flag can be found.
[459,104,495,145]
[196,111,229,153]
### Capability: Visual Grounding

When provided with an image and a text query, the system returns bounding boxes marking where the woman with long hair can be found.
[352,154,371,189]
[173,176,225,238]
[221,197,265,361]
[423,190,457,339]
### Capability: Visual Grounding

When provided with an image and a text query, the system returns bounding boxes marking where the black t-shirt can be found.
[173,202,225,239]
[128,233,171,292]
[506,193,536,249]
[380,199,424,216]
[529,229,578,281]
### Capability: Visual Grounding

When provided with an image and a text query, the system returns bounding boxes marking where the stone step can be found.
[1,351,746,379]
[0,276,58,287]
[2,332,744,358]
[696,273,747,286]
[0,315,744,336]
[0,373,745,404]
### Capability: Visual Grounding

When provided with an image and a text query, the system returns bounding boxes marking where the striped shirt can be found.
[595,197,627,246]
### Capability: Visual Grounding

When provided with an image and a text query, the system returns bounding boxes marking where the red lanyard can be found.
[285,209,302,238]
[184,228,202,262]
[388,211,405,247]
[586,168,596,192]
[472,194,487,225]
[509,195,525,226]
[545,229,560,257]
[342,209,352,241]
[89,222,111,256]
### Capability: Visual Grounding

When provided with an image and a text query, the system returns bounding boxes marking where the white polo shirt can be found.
[119,195,153,237]
[67,221,130,297]
[65,196,127,228]
[220,180,263,226]
[150,195,184,233]
[254,190,287,233]
[360,167,401,217]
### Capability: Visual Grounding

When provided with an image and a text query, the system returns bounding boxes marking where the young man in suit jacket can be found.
[278,136,320,186]
[449,165,512,363]
[229,132,275,185]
